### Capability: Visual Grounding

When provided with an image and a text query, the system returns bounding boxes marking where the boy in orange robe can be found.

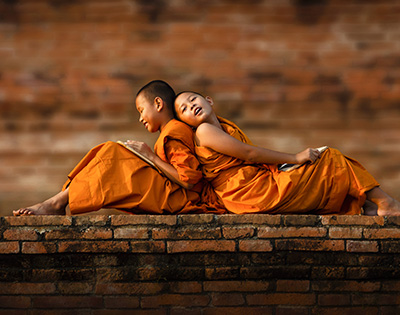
[174,91,400,216]
[13,81,225,216]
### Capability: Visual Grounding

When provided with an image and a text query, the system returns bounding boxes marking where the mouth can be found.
[194,107,202,116]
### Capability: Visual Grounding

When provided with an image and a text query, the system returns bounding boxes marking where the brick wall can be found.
[1,0,400,215]
[1,213,400,312]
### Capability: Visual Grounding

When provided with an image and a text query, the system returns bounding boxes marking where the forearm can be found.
[151,156,194,189]
[246,147,297,165]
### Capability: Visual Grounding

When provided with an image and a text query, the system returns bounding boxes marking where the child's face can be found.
[174,92,213,128]
[135,93,161,133]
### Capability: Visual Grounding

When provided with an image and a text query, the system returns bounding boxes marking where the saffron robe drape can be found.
[62,119,226,215]
[194,117,380,215]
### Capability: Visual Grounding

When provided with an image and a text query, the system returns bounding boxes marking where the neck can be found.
[158,114,174,132]
[206,113,222,130]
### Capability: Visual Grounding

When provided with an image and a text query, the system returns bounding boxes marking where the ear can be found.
[205,96,214,106]
[154,97,164,112]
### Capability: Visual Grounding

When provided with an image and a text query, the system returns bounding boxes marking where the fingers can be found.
[310,148,321,163]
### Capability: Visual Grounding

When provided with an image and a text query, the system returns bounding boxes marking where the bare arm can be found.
[195,123,321,165]
[124,141,194,189]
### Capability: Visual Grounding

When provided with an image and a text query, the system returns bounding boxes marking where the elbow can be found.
[182,182,194,190]
[246,147,258,163]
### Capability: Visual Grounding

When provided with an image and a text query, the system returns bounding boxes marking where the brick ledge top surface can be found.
[0,213,395,227]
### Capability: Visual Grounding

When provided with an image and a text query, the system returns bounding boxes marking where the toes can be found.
[13,208,33,216]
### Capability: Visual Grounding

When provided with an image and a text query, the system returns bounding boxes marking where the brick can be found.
[82,227,113,239]
[222,226,255,239]
[167,240,235,253]
[381,241,400,253]
[276,239,344,251]
[381,281,400,292]
[32,296,103,309]
[282,215,320,226]
[104,296,140,309]
[27,269,60,282]
[94,311,166,315]
[210,293,245,306]
[58,282,94,295]
[346,241,379,253]
[0,296,31,308]
[216,214,281,225]
[311,307,379,315]
[238,240,273,252]
[74,215,110,226]
[0,241,19,253]
[141,294,210,308]
[321,216,385,226]
[21,241,57,254]
[247,293,316,306]
[130,241,165,253]
[178,214,215,224]
[276,280,310,292]
[329,227,363,239]
[95,283,167,295]
[168,281,203,293]
[311,266,346,280]
[318,293,351,306]
[351,293,400,306]
[152,227,221,240]
[44,229,82,240]
[386,216,400,226]
[258,227,326,238]
[276,307,309,315]
[5,216,73,226]
[204,307,273,315]
[203,280,271,292]
[58,241,130,253]
[111,215,176,226]
[205,266,240,280]
[311,281,380,292]
[114,227,149,239]
[0,282,56,295]
[3,228,38,240]
[363,228,400,239]
[241,266,310,280]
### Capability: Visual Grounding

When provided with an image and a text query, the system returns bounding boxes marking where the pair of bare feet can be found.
[12,186,400,217]
[12,189,69,216]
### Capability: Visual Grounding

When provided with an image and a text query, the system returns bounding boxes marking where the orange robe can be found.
[63,119,226,215]
[195,117,380,215]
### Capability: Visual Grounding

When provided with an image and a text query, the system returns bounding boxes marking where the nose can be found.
[190,103,196,111]
[139,115,143,123]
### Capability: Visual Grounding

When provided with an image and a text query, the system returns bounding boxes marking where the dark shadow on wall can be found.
[294,0,328,25]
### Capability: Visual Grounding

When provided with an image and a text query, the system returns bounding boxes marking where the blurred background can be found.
[0,0,399,216]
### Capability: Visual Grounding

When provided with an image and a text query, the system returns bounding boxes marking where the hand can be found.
[124,140,155,161]
[295,148,321,164]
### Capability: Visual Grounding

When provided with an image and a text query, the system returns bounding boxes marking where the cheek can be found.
[177,112,186,122]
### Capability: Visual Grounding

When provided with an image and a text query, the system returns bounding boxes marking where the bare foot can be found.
[366,187,400,216]
[13,189,69,216]
[376,197,400,216]
[363,200,378,216]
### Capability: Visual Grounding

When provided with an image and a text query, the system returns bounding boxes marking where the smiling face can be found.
[135,93,161,133]
[174,92,214,128]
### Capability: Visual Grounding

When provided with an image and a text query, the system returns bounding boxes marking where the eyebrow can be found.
[177,95,191,111]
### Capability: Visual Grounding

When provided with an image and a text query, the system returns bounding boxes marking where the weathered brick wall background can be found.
[1,214,400,312]
[1,0,400,215]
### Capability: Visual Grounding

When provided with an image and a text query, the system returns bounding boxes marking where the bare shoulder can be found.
[195,123,219,138]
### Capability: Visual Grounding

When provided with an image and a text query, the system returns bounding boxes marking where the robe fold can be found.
[62,119,226,215]
[194,117,380,215]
